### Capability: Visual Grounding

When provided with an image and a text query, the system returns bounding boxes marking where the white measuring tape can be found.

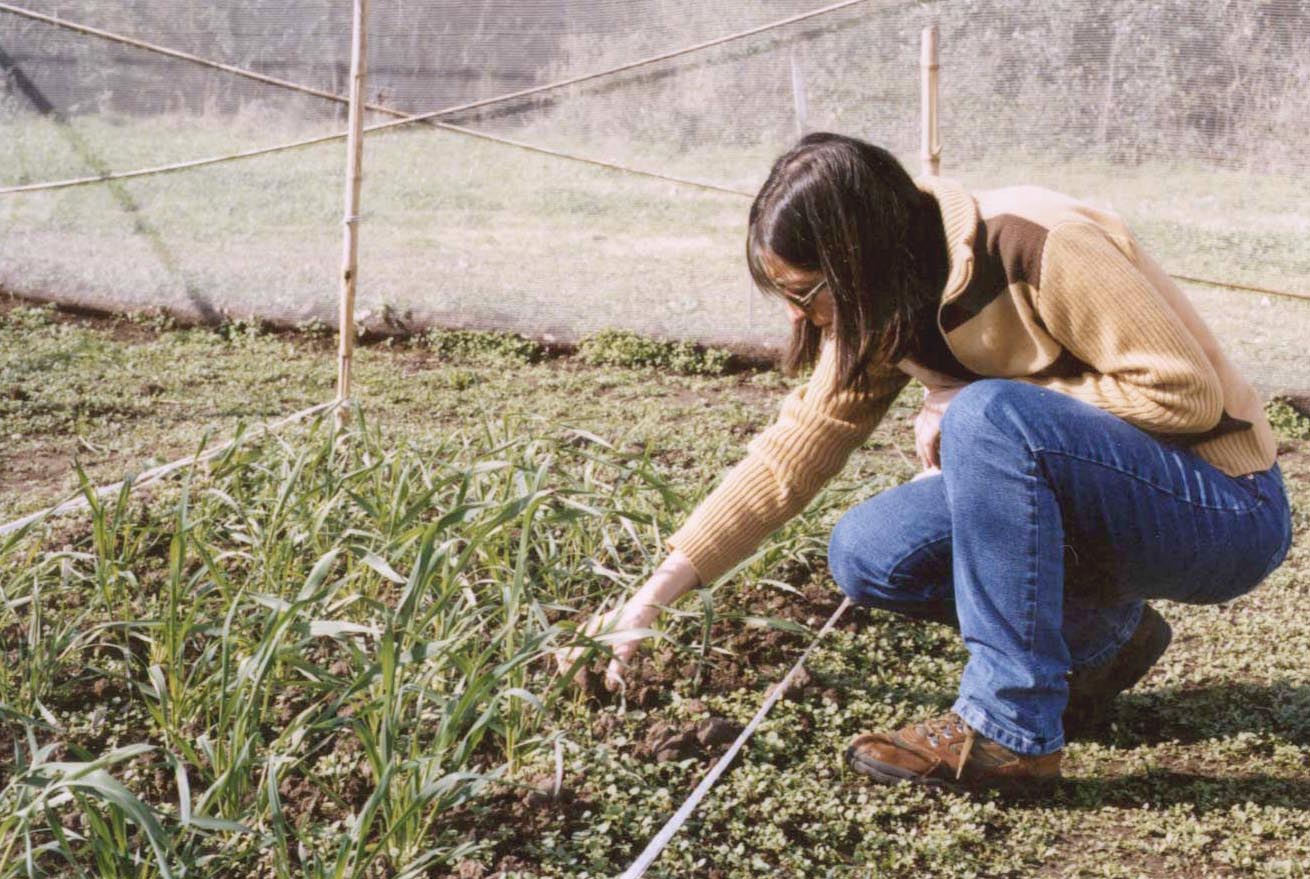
[617,596,852,879]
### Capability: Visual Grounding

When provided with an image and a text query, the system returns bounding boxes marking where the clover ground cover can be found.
[1,305,1308,878]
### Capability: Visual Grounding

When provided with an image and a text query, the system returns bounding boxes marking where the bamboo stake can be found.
[790,49,809,139]
[336,0,368,430]
[920,24,941,177]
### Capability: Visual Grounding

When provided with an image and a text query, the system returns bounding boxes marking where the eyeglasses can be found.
[780,277,827,310]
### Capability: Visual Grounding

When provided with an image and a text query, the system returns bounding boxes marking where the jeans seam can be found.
[1024,446,1040,655]
[1030,446,1262,513]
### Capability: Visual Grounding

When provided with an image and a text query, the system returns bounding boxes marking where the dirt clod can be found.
[591,713,620,739]
[643,721,701,762]
[696,716,743,748]
[631,685,661,709]
[454,860,486,879]
[522,775,573,809]
[654,731,699,763]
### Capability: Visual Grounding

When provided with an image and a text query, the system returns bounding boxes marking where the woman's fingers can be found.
[605,654,629,692]
[553,609,610,679]
[606,628,652,689]
[555,605,651,690]
[913,409,941,469]
[914,387,961,471]
[915,433,932,468]
[602,625,644,690]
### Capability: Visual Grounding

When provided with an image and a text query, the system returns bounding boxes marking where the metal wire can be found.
[0,0,881,125]
[1168,274,1309,304]
[0,2,357,107]
[0,0,879,195]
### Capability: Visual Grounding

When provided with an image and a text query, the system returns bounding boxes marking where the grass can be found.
[1,306,1308,877]
[576,329,734,375]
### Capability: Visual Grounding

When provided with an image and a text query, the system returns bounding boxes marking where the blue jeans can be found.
[828,379,1294,756]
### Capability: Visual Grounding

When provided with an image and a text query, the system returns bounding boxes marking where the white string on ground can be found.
[617,596,853,879]
[1,0,1303,303]
[0,400,335,538]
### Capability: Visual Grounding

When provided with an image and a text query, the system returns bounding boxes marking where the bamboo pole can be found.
[336,0,368,430]
[790,49,809,139]
[920,24,941,177]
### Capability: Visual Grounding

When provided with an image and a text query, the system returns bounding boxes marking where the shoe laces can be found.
[917,712,977,780]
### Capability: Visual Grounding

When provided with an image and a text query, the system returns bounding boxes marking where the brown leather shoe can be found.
[1064,604,1172,738]
[845,711,1060,795]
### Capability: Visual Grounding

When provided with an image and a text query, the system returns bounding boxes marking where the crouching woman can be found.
[559,133,1293,793]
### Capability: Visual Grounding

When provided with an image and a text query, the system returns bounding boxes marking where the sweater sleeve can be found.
[665,341,910,586]
[1022,222,1224,434]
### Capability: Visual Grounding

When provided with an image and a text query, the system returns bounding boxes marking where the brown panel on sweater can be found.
[989,213,1048,287]
[940,215,1049,333]
[913,302,982,382]
[941,219,1007,333]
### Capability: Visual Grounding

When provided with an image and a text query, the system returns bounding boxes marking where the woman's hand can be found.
[555,549,701,692]
[913,384,966,472]
[555,598,660,692]
[913,405,943,470]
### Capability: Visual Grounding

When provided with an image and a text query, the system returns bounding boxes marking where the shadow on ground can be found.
[1053,771,1310,812]
[1087,681,1310,747]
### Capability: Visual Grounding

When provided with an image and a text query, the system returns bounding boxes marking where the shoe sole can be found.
[844,746,966,794]
[844,747,1058,799]
[1105,609,1173,695]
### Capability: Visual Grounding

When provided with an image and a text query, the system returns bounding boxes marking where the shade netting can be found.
[2,0,1307,393]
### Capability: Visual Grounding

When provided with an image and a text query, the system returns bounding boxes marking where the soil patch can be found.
[1,292,161,345]
[0,446,72,507]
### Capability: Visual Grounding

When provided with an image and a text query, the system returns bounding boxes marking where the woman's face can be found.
[761,250,836,329]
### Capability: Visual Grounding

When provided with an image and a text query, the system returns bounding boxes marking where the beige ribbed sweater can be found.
[666,177,1278,586]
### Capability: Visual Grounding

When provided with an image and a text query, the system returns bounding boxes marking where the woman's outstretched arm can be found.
[554,548,701,690]
[666,340,910,587]
[557,341,908,690]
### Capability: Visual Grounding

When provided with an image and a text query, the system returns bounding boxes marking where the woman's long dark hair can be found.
[747,133,949,394]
